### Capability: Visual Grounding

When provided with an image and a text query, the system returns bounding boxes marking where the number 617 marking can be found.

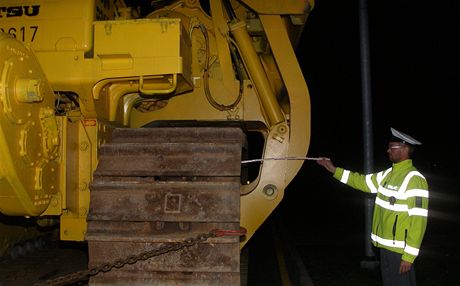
[1,26,38,42]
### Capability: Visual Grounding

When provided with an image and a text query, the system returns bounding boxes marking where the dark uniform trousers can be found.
[380,248,417,286]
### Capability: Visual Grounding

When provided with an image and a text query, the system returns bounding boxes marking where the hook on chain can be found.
[212,227,247,237]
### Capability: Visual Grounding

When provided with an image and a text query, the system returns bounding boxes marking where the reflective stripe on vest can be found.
[366,174,378,193]
[375,197,408,212]
[340,168,392,193]
[339,167,428,216]
[340,170,350,183]
[408,207,428,217]
[404,245,420,256]
[375,195,428,217]
[379,187,429,200]
[398,171,426,193]
[370,233,420,256]
[377,168,392,184]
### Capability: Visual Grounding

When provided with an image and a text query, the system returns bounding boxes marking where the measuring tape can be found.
[241,157,330,164]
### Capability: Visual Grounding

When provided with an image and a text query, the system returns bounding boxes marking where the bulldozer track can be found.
[85,127,245,286]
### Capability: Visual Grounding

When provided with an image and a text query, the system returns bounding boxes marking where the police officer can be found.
[317,128,429,286]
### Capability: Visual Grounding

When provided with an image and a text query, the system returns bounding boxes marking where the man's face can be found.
[387,142,409,163]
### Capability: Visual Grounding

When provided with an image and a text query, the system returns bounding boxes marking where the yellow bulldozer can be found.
[0,0,313,284]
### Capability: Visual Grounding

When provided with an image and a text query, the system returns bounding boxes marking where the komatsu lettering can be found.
[0,5,40,17]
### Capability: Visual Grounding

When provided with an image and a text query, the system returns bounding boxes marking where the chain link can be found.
[33,231,217,286]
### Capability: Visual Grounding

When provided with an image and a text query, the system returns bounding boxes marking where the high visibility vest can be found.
[333,159,429,263]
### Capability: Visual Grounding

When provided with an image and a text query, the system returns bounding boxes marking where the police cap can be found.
[390,127,422,146]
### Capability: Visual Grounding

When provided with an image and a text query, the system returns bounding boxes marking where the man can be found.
[316,128,429,286]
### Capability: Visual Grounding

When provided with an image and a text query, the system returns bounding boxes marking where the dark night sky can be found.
[297,0,460,176]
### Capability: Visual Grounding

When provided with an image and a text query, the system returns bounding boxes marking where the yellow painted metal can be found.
[33,18,191,125]
[0,32,61,216]
[239,0,314,15]
[0,0,314,255]
[139,74,178,95]
[259,14,311,185]
[129,3,245,128]
[208,0,239,99]
[60,214,88,242]
[15,78,43,102]
[59,116,98,241]
[58,117,112,241]
[240,15,312,246]
[0,0,95,52]
[41,116,66,216]
[229,20,285,126]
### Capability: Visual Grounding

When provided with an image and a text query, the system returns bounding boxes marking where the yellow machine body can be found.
[0,0,313,253]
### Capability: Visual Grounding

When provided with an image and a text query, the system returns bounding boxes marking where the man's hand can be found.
[316,157,336,173]
[399,260,412,274]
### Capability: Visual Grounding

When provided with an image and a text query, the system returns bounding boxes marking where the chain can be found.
[33,228,245,286]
